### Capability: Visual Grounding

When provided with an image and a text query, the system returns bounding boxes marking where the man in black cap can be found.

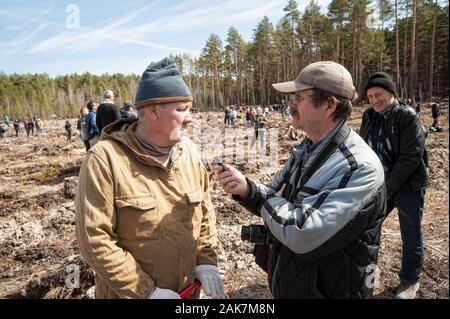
[360,72,428,299]
[120,101,137,119]
[76,57,224,299]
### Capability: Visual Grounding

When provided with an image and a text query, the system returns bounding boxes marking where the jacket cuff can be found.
[196,252,218,267]
[232,178,266,216]
[232,177,257,204]
[136,275,156,299]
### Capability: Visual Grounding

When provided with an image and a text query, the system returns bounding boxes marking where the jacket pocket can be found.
[115,194,160,240]
[185,188,204,223]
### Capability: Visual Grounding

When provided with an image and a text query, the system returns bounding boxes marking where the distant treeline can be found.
[1,0,448,119]
[0,73,140,120]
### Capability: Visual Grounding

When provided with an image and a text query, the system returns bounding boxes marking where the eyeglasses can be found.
[289,94,315,104]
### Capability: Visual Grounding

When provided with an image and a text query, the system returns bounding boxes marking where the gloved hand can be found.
[194,264,225,299]
[149,287,181,299]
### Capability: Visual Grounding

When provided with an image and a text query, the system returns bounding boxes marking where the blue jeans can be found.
[386,184,425,284]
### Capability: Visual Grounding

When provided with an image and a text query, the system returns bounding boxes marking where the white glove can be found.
[149,287,181,299]
[194,264,225,299]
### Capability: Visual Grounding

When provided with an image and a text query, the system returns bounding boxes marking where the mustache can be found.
[289,107,298,117]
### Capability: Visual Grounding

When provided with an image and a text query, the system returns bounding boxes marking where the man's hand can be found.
[194,264,225,299]
[215,164,249,198]
[149,287,181,299]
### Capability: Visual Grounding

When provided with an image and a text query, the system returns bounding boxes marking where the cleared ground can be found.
[0,105,448,299]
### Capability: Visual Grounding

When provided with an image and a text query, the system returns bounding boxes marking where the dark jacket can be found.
[431,103,440,119]
[359,100,428,196]
[96,102,121,133]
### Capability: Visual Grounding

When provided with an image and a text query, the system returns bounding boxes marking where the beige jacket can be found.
[75,119,218,299]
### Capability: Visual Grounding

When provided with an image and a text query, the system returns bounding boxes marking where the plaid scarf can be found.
[368,112,394,173]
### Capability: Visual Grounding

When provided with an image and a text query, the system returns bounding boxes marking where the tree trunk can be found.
[259,59,264,106]
[336,18,342,63]
[203,73,208,110]
[235,48,242,106]
[395,0,401,97]
[246,74,250,105]
[211,75,215,108]
[352,2,358,85]
[428,0,438,101]
[410,0,417,103]
[403,0,409,100]
[380,21,384,70]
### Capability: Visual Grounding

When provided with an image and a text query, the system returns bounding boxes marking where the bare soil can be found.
[0,105,448,299]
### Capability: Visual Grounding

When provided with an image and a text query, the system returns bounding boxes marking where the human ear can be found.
[326,98,337,117]
[149,105,160,120]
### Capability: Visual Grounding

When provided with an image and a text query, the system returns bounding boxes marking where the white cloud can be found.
[1,4,60,30]
[28,0,289,55]
[0,4,61,57]
[0,23,48,57]
[3,0,333,75]
[29,3,198,54]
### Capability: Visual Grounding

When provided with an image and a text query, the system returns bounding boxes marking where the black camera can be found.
[241,225,272,244]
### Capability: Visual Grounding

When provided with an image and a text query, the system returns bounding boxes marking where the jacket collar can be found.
[101,119,187,170]
[101,98,114,104]
[292,120,347,161]
[380,100,398,119]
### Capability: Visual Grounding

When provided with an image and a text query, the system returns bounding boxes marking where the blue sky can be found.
[0,0,332,77]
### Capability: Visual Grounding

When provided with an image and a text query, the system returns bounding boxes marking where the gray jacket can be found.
[236,121,386,298]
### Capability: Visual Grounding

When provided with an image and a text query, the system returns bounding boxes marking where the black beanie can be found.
[365,72,396,95]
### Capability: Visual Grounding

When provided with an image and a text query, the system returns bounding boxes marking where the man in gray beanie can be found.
[216,61,386,299]
[76,57,224,299]
[360,72,428,299]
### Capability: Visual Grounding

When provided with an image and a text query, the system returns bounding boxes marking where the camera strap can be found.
[291,123,351,202]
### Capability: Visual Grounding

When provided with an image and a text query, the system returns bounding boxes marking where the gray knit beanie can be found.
[135,57,192,109]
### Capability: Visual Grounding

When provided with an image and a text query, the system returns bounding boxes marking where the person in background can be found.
[96,90,121,133]
[430,102,442,132]
[85,101,100,148]
[35,117,43,136]
[120,101,138,119]
[13,119,20,137]
[250,106,267,150]
[28,117,35,136]
[360,72,428,299]
[3,115,10,126]
[223,106,231,126]
[65,119,72,141]
[77,106,91,152]
[0,123,5,138]
[23,117,30,137]
[415,103,421,114]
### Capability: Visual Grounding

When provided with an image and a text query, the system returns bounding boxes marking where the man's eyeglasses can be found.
[289,94,315,104]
